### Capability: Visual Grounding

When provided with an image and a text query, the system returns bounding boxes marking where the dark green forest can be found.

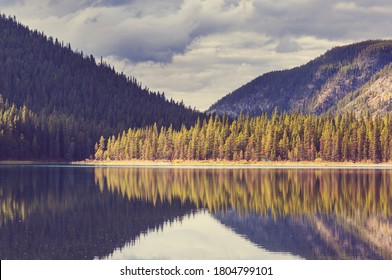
[0,14,204,160]
[94,111,392,163]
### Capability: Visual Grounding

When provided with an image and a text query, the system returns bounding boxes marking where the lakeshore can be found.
[71,159,392,169]
[2,159,392,169]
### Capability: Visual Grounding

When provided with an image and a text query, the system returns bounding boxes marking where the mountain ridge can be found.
[208,40,392,117]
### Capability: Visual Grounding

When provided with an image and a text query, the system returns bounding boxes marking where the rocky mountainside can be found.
[331,63,392,115]
[208,40,392,117]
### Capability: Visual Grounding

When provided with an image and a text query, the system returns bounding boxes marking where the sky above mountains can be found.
[1,0,391,110]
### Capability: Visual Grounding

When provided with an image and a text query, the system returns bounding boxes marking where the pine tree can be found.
[370,120,382,163]
[94,136,105,160]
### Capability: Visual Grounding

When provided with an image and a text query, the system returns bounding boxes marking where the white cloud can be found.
[334,2,358,11]
[276,37,302,53]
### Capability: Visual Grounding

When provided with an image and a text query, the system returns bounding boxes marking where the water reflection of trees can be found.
[94,167,392,259]
[1,166,88,226]
[95,168,392,219]
[0,166,195,259]
[2,166,392,260]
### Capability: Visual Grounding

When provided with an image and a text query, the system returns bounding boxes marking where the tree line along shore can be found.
[93,110,392,164]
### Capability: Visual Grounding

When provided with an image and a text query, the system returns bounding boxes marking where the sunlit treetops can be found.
[95,110,392,163]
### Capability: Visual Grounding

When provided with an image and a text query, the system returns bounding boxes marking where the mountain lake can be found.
[1,164,391,260]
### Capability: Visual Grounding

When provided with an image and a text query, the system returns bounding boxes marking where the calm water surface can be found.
[1,165,391,259]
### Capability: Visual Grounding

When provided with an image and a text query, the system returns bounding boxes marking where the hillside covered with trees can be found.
[94,111,392,163]
[0,14,204,160]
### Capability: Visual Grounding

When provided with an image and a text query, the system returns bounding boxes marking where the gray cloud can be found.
[0,0,187,62]
[1,0,25,6]
[276,37,302,53]
[84,14,99,24]
[3,0,390,63]
[99,0,135,6]
[0,0,392,63]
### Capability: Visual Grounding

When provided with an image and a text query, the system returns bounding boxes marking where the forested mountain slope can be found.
[209,40,392,117]
[0,14,204,160]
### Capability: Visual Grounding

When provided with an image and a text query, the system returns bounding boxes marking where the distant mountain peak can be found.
[208,39,392,117]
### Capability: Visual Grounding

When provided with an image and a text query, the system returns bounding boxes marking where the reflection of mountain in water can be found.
[93,167,392,259]
[0,166,195,259]
[214,210,382,259]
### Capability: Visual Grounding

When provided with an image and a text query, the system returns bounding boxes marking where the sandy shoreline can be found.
[73,159,392,168]
[2,159,392,168]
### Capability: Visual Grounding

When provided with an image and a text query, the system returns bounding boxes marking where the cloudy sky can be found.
[1,0,391,110]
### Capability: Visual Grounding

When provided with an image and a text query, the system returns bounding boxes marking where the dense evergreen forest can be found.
[0,14,204,160]
[95,110,391,163]
[0,95,87,159]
